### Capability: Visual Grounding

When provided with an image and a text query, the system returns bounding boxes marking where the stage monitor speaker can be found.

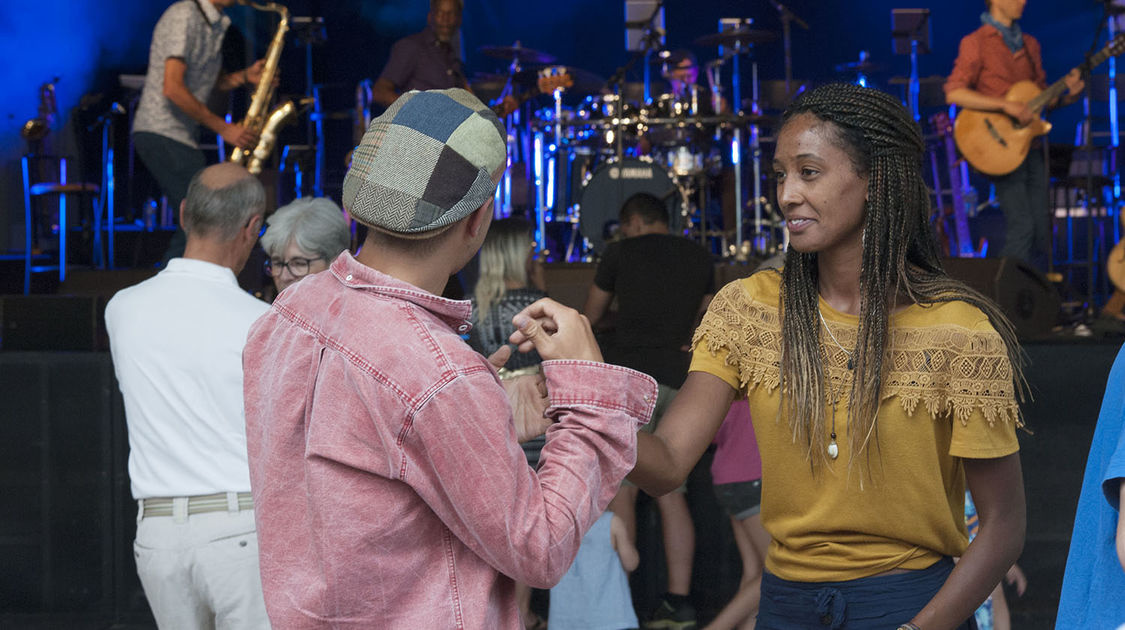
[940,257,1060,339]
[0,295,107,351]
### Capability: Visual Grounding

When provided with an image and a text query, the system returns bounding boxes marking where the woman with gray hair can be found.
[259,197,351,294]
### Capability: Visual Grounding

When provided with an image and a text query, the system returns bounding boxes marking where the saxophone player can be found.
[133,0,269,263]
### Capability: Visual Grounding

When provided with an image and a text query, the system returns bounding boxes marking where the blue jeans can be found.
[757,557,978,630]
[992,149,1049,267]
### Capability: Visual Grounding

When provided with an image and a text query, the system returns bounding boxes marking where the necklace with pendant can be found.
[818,307,855,460]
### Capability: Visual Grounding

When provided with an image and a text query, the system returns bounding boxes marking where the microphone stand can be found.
[623,1,665,104]
[607,22,663,162]
[768,0,809,96]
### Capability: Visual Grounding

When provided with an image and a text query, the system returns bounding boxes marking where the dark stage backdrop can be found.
[0,0,1111,249]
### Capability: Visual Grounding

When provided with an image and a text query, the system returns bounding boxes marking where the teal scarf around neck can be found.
[981,12,1024,53]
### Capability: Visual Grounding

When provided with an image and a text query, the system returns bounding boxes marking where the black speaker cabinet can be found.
[0,295,108,351]
[941,257,1060,339]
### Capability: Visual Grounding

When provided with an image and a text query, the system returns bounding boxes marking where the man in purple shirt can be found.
[372,0,467,108]
[243,88,657,629]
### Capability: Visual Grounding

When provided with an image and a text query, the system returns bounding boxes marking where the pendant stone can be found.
[827,440,839,459]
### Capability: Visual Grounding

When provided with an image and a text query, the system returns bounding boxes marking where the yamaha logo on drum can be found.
[609,166,655,180]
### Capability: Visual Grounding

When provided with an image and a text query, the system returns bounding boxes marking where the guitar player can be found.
[944,0,1083,269]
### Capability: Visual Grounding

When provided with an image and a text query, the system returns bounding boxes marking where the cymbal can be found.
[888,75,946,85]
[479,45,556,64]
[694,28,778,48]
[514,66,606,95]
[835,60,884,74]
[470,72,508,92]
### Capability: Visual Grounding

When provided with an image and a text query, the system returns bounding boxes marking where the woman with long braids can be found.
[626,83,1027,629]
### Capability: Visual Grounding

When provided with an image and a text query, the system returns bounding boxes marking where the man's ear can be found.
[178,200,187,228]
[466,199,492,238]
[245,213,264,241]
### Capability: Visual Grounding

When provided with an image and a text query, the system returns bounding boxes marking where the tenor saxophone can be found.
[230,0,297,175]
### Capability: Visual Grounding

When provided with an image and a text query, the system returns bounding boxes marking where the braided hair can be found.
[775,83,1025,471]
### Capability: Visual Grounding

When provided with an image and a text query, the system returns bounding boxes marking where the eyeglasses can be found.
[264,256,325,278]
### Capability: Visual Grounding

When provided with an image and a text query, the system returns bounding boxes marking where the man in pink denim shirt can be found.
[242,88,658,629]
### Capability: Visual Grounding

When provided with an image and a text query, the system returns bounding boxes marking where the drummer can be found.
[372,0,517,115]
[372,0,468,108]
[660,49,726,116]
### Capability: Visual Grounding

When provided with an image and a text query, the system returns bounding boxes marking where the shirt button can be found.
[345,274,353,281]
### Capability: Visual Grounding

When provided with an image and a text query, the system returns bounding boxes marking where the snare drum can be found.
[577,157,681,252]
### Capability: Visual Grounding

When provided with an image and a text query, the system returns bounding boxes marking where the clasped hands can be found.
[486,298,603,443]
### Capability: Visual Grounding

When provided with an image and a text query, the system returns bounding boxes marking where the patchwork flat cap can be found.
[343,88,507,236]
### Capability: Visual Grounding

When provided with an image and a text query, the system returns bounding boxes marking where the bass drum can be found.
[577,157,681,253]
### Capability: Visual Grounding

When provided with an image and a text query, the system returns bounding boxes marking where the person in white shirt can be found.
[105,162,270,629]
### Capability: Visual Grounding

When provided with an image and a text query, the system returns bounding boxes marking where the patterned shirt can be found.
[133,0,229,148]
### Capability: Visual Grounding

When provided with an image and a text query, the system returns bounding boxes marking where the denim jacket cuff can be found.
[541,360,658,428]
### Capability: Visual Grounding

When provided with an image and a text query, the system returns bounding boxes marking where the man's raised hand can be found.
[509,298,603,363]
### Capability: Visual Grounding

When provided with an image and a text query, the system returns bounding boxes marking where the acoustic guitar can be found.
[953,33,1125,176]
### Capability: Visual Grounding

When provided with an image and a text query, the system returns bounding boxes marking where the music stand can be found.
[625,0,664,52]
[891,8,931,121]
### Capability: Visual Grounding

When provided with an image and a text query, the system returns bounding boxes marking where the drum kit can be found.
[474,24,803,262]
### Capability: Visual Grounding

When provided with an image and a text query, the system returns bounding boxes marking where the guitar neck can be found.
[1027,79,1067,115]
[1029,37,1122,113]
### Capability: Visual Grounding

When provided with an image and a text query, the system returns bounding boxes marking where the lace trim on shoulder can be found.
[885,325,1021,427]
[692,286,1020,426]
[692,284,782,393]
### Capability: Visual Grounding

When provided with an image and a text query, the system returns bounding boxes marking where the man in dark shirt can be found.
[372,0,467,108]
[584,192,715,629]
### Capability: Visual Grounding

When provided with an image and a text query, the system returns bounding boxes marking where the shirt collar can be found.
[193,0,226,27]
[329,251,473,332]
[164,257,241,285]
[980,12,1024,53]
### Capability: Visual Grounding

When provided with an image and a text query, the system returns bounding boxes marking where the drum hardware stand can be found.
[292,15,327,196]
[88,102,125,270]
[729,42,745,252]
[496,48,527,218]
[748,62,768,255]
[767,0,808,98]
[891,9,931,122]
[624,0,666,104]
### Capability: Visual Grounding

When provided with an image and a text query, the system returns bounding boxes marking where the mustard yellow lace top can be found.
[690,270,1021,582]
